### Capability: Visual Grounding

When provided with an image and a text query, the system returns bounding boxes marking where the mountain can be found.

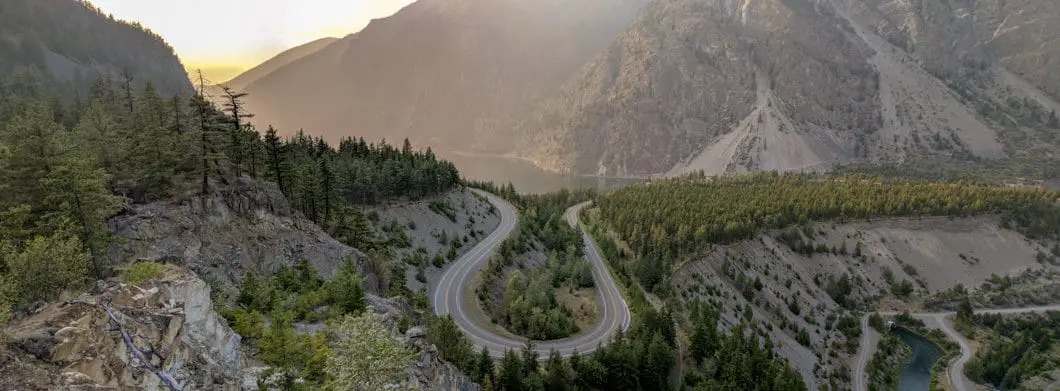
[511,0,1060,177]
[222,37,339,91]
[0,0,193,97]
[241,0,650,147]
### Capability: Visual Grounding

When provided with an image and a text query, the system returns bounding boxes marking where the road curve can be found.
[852,315,878,391]
[852,305,1060,391]
[431,191,631,358]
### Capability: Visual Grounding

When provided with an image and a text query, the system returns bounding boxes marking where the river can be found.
[440,152,642,194]
[893,327,944,391]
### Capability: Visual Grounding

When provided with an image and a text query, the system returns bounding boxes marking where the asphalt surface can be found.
[431,191,631,358]
[852,314,879,391]
[852,305,1060,391]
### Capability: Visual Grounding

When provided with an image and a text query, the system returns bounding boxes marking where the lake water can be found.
[893,327,944,391]
[440,152,642,194]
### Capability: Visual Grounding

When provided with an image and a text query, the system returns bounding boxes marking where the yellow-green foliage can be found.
[599,172,1059,257]
[121,262,165,285]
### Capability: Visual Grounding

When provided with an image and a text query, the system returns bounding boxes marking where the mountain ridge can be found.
[0,0,192,96]
[222,37,339,91]
[240,0,651,147]
[510,0,1060,176]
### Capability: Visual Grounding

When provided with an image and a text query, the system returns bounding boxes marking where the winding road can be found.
[430,190,631,358]
[852,305,1060,391]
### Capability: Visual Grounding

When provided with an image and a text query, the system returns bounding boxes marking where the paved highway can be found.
[852,305,1060,391]
[431,191,631,358]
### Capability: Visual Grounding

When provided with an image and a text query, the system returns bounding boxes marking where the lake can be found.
[893,327,944,391]
[440,152,642,194]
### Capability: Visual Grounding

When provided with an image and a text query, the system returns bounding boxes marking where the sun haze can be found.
[88,0,416,82]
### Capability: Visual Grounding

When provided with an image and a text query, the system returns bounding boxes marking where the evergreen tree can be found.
[8,234,91,302]
[499,349,525,391]
[427,315,475,371]
[475,346,495,384]
[544,350,573,391]
[328,258,366,314]
[263,126,287,192]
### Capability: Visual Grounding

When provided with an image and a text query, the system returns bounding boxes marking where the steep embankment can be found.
[106,178,382,293]
[366,187,501,292]
[0,0,192,96]
[671,216,1050,388]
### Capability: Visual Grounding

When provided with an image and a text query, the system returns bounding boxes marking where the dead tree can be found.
[103,303,183,391]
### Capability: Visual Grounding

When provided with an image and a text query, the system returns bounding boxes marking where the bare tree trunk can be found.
[103,303,184,391]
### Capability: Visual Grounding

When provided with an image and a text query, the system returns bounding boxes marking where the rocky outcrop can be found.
[514,0,880,176]
[1,267,243,390]
[404,327,480,391]
[106,178,379,293]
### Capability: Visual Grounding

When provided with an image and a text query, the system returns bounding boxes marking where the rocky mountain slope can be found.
[240,0,650,147]
[0,0,192,96]
[105,178,382,294]
[512,0,1060,176]
[221,37,339,91]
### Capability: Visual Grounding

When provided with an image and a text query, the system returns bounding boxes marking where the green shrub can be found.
[121,262,165,285]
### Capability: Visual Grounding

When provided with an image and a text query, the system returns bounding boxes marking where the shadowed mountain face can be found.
[0,0,192,97]
[241,0,650,146]
[241,0,1060,177]
[222,37,340,91]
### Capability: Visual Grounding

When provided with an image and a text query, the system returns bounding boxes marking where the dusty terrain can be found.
[367,187,501,292]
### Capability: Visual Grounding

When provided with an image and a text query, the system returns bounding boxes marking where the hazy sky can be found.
[90,0,416,81]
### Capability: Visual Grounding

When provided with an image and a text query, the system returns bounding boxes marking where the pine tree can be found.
[499,349,525,391]
[328,258,366,314]
[544,350,573,391]
[131,82,177,199]
[475,346,495,384]
[264,126,288,192]
[44,133,122,275]
[0,101,64,208]
[8,234,91,302]
[189,70,227,196]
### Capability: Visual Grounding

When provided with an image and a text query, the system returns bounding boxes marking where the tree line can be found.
[596,172,1059,293]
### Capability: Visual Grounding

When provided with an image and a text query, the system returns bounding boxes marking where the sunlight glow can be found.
[88,0,416,80]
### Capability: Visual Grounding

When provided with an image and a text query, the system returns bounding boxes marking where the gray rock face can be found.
[2,268,244,390]
[516,0,880,176]
[106,178,379,293]
[404,327,481,391]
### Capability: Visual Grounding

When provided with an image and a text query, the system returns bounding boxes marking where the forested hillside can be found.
[0,65,459,324]
[0,0,192,97]
[599,173,1059,262]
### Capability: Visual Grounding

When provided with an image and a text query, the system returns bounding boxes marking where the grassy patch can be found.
[120,262,165,285]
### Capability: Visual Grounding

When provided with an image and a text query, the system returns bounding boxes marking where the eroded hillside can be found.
[513,0,1060,177]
